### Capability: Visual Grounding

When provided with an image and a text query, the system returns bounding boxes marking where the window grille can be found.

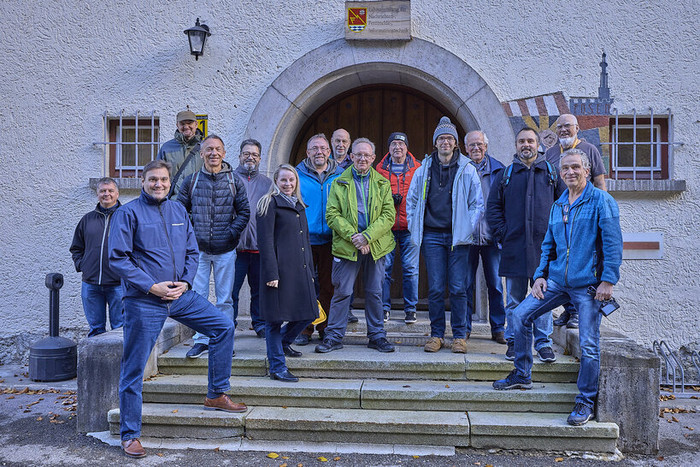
[93,110,160,178]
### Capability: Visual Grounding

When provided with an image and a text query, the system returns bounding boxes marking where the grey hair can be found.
[351,137,375,155]
[307,133,329,149]
[465,130,489,146]
[96,177,118,191]
[560,148,591,171]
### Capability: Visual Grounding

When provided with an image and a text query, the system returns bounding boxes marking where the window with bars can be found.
[96,111,160,178]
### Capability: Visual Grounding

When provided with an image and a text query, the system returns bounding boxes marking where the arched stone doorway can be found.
[244,38,514,317]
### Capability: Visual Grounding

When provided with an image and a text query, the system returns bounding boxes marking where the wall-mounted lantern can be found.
[184,18,211,60]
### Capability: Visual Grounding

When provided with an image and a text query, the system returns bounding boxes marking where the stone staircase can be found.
[106,313,620,454]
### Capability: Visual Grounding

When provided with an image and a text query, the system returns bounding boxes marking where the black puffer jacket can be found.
[179,161,250,255]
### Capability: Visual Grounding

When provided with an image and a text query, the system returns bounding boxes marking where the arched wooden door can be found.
[289,84,466,309]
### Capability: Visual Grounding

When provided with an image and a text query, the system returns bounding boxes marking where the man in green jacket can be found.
[316,138,396,354]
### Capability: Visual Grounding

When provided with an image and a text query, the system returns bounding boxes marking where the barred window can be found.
[96,111,160,178]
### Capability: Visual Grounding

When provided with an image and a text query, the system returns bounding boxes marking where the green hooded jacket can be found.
[326,167,396,261]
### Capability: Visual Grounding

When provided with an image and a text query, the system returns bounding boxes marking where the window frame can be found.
[105,113,160,178]
[608,115,669,180]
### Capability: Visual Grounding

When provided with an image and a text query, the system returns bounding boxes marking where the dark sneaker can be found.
[294,334,311,346]
[404,311,417,324]
[491,332,507,344]
[368,337,395,353]
[383,310,390,322]
[566,313,580,329]
[186,343,208,358]
[553,310,570,326]
[315,339,343,353]
[255,329,265,338]
[347,312,359,324]
[493,369,532,390]
[505,341,515,361]
[538,346,557,362]
[567,402,594,426]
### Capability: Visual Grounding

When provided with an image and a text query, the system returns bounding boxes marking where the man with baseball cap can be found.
[406,117,483,354]
[157,109,204,200]
[376,132,421,324]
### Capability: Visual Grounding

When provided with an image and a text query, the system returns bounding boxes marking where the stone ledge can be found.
[607,179,686,193]
[89,177,142,190]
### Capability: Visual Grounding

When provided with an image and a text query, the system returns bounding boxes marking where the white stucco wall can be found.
[0,0,697,361]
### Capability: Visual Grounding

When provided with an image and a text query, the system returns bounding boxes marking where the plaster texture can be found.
[0,0,698,362]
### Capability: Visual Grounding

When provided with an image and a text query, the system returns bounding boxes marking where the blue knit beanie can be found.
[432,116,458,145]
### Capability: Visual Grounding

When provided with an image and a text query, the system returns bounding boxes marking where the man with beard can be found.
[544,113,608,328]
[157,109,204,200]
[486,128,565,362]
[294,134,344,345]
[232,139,273,337]
[406,117,483,354]
[178,135,250,358]
[331,128,353,170]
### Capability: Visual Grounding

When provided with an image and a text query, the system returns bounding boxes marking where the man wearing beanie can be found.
[406,117,483,353]
[157,109,204,200]
[376,132,421,324]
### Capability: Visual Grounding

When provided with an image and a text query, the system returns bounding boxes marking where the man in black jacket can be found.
[178,134,250,358]
[70,177,124,337]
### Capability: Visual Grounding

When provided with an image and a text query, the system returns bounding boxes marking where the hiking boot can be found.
[383,310,390,322]
[505,341,515,361]
[567,402,594,426]
[294,334,310,346]
[424,337,444,352]
[368,337,395,353]
[315,338,343,353]
[553,310,570,326]
[538,346,557,362]
[186,343,208,358]
[566,313,580,329]
[491,332,507,344]
[404,311,417,324]
[493,369,533,390]
[452,338,467,353]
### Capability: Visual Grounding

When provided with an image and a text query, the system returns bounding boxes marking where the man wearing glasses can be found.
[294,134,344,345]
[318,138,396,353]
[493,148,622,427]
[406,117,483,354]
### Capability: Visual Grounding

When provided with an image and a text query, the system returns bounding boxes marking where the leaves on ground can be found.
[267,452,280,459]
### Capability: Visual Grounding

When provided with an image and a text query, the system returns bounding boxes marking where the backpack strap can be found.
[189,170,201,194]
[544,160,557,185]
[501,164,514,188]
[169,142,201,198]
[226,172,237,198]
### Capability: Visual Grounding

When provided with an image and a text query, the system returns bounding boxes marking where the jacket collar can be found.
[379,151,417,173]
[140,190,167,205]
[201,160,233,176]
[555,181,594,207]
[235,164,258,177]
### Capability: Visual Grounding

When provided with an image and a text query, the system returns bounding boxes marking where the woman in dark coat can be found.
[257,164,318,382]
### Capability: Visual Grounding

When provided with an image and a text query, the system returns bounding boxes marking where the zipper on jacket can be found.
[158,204,178,282]
[563,203,583,287]
[97,211,110,285]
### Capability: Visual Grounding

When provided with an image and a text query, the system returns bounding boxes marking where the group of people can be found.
[70,109,622,457]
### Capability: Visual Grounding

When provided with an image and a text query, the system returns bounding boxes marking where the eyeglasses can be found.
[308,146,330,153]
[467,142,485,148]
[436,136,455,143]
[353,153,373,160]
[241,152,260,158]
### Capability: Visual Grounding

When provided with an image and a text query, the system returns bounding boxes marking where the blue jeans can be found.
[466,244,505,334]
[119,290,234,441]
[265,319,312,374]
[382,230,419,313]
[326,253,386,342]
[512,279,602,408]
[421,231,470,339]
[232,251,264,332]
[81,282,124,337]
[192,249,236,345]
[505,277,552,350]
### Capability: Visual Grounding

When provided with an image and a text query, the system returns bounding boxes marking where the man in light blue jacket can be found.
[493,148,622,427]
[406,117,483,354]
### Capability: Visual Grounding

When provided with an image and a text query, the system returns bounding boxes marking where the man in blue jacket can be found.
[109,160,246,458]
[493,148,623,427]
[178,134,250,358]
[294,133,344,345]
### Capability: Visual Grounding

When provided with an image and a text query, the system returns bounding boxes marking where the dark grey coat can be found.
[257,196,318,323]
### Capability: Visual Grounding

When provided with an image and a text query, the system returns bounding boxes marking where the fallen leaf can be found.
[172,409,178,413]
[7,396,14,399]
[412,455,420,458]
[685,426,694,431]
[214,447,220,452]
[333,457,341,461]
[157,453,164,457]
[280,463,287,467]
[555,457,564,462]
[282,456,289,459]
[445,384,450,388]
[36,416,43,421]
[267,453,280,459]
[317,457,328,462]
[672,416,679,422]
[657,456,664,461]
[282,406,288,409]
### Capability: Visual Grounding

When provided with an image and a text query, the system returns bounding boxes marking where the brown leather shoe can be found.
[452,338,467,354]
[424,337,444,352]
[204,394,247,413]
[121,438,146,458]
[491,332,507,345]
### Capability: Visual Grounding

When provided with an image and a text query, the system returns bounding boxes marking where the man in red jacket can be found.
[376,132,421,324]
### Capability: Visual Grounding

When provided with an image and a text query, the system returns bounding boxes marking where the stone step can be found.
[142,374,580,413]
[108,404,618,453]
[158,335,579,383]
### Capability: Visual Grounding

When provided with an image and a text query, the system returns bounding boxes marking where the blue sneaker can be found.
[567,402,594,426]
[493,369,533,390]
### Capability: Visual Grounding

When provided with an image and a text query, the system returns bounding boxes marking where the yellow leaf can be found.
[334,457,341,461]
[267,453,280,459]
[445,384,450,388]
[36,417,43,421]
[172,409,178,413]
[412,455,420,458]
[282,457,289,459]
[157,453,164,457]
[280,464,288,467]
[555,457,564,462]
[317,457,328,462]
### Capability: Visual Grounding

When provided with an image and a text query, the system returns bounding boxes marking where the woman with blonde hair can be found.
[257,164,318,382]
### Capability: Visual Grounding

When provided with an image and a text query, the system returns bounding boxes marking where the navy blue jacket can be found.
[178,161,250,255]
[486,156,566,278]
[109,191,199,300]
[70,202,122,285]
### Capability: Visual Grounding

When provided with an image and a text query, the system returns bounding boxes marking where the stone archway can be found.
[244,38,513,175]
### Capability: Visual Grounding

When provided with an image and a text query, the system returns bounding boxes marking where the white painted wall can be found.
[0,0,697,361]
